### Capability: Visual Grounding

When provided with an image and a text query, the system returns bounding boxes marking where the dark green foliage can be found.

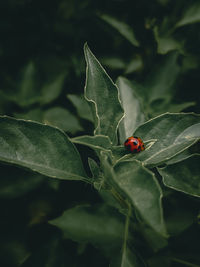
[0,1,200,266]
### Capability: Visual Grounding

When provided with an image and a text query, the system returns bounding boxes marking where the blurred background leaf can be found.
[0,0,200,266]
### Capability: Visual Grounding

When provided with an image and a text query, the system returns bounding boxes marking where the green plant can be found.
[1,43,200,266]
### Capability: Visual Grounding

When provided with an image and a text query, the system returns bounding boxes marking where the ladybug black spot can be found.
[133,141,138,145]
[126,144,132,151]
[138,145,141,150]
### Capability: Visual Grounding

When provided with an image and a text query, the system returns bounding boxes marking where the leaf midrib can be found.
[144,138,198,165]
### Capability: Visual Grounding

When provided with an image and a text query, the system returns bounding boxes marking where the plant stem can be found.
[171,258,200,267]
[121,201,131,266]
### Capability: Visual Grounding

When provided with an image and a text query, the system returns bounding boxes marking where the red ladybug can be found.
[124,136,145,153]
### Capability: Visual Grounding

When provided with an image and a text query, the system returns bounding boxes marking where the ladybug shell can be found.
[124,136,145,153]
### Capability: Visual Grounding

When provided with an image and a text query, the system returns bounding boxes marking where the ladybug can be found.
[124,136,145,153]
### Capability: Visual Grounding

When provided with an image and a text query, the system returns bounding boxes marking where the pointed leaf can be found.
[67,94,93,122]
[88,157,102,179]
[0,116,88,182]
[84,43,124,144]
[158,154,200,197]
[101,14,140,47]
[14,108,43,122]
[124,55,143,74]
[164,148,193,165]
[12,63,65,107]
[133,113,200,167]
[71,135,112,152]
[17,62,38,107]
[149,98,196,117]
[113,160,167,236]
[101,152,166,236]
[117,77,145,144]
[144,52,180,103]
[50,204,124,252]
[100,56,126,70]
[153,20,183,55]
[43,107,83,134]
[155,34,182,55]
[176,2,200,28]
[40,73,65,105]
[162,102,196,114]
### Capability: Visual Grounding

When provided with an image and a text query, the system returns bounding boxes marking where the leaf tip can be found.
[84,42,88,50]
[84,42,90,57]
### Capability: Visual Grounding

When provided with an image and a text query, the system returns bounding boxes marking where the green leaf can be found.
[171,257,200,267]
[49,204,124,253]
[176,2,200,28]
[67,94,93,122]
[158,154,200,197]
[11,63,65,107]
[101,152,166,236]
[113,160,167,236]
[15,106,84,134]
[110,246,145,267]
[11,62,65,107]
[100,56,126,70]
[111,145,127,161]
[43,107,83,134]
[98,188,123,211]
[40,73,65,105]
[153,15,183,55]
[71,135,112,152]
[153,26,182,54]
[84,43,124,143]
[14,108,43,122]
[17,61,38,107]
[117,77,145,144]
[144,51,180,103]
[139,224,168,252]
[100,14,140,47]
[111,204,146,267]
[164,101,196,114]
[157,36,181,55]
[88,157,102,179]
[164,149,193,165]
[133,113,200,167]
[124,55,143,74]
[0,116,88,182]
[149,98,196,117]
